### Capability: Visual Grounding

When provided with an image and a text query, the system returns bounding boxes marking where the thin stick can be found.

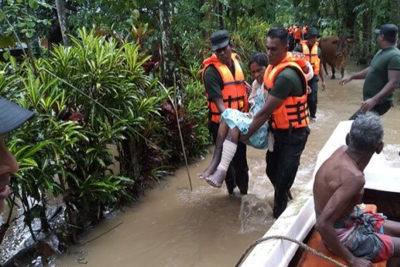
[81,222,123,246]
[158,80,193,191]
[173,74,193,191]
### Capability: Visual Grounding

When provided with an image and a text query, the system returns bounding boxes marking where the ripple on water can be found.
[238,194,274,234]
[383,144,400,161]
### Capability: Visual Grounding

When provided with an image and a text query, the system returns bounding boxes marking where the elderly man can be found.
[314,112,400,267]
[340,24,400,119]
[0,98,34,213]
[200,30,249,195]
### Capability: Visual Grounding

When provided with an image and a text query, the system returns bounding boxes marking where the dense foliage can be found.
[0,28,209,263]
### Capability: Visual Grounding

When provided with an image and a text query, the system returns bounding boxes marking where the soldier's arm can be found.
[241,74,293,141]
[371,55,400,100]
[376,69,400,99]
[362,69,400,111]
[320,64,326,80]
[241,94,283,141]
[339,67,370,85]
[204,66,225,113]
[212,98,226,113]
[318,49,326,84]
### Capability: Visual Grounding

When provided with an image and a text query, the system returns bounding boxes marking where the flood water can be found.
[57,64,400,267]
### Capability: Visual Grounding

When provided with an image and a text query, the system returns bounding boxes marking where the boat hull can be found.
[240,120,400,267]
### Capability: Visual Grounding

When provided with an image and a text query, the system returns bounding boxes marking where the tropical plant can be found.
[0,28,213,264]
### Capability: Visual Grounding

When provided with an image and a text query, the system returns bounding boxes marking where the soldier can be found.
[200,30,249,195]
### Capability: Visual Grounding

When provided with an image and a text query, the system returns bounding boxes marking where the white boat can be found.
[240,120,400,267]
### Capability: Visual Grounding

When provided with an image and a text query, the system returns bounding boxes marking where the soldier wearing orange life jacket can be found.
[201,30,249,195]
[241,27,310,218]
[294,27,326,120]
[288,25,295,51]
[302,24,308,39]
[294,25,301,46]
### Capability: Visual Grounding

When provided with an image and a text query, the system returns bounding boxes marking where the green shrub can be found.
[0,29,210,251]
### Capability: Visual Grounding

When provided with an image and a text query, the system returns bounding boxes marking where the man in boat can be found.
[0,97,35,213]
[314,112,400,267]
[201,30,250,195]
[340,24,400,120]
[241,27,310,218]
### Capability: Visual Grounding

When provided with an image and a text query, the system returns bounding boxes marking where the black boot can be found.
[273,191,289,219]
[226,179,236,195]
[287,189,293,200]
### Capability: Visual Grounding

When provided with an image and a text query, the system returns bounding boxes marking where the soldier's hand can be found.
[339,76,352,85]
[360,98,377,112]
[240,134,249,142]
[321,81,326,90]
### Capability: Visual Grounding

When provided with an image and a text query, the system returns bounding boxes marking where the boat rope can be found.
[235,235,348,267]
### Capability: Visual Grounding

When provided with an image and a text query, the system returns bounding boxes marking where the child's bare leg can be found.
[198,119,230,179]
[206,128,240,187]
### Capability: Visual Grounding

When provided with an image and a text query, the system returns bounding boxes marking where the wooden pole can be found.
[173,74,193,191]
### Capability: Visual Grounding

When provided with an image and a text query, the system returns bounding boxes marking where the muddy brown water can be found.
[57,64,400,267]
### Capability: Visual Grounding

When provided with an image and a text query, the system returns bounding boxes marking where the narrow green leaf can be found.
[3,50,10,60]
[29,0,38,9]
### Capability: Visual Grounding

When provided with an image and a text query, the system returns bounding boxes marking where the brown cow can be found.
[320,35,355,79]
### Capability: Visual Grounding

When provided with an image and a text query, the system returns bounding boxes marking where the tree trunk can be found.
[360,12,370,64]
[120,139,141,182]
[267,0,276,23]
[218,1,225,29]
[159,0,176,87]
[199,0,207,39]
[24,37,39,76]
[333,0,339,19]
[55,0,71,46]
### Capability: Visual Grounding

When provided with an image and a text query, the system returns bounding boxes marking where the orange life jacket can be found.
[263,53,309,130]
[294,28,301,39]
[202,53,248,123]
[301,41,320,75]
[302,27,308,34]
